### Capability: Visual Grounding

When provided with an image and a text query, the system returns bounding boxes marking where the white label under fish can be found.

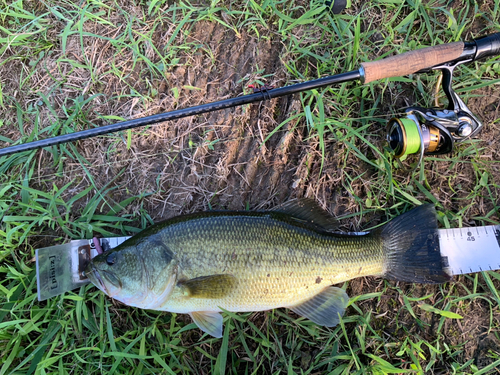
[438,225,500,275]
[36,236,130,301]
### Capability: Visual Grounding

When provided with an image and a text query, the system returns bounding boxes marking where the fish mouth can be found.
[85,264,109,295]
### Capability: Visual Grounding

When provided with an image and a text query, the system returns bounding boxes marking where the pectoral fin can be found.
[189,311,223,338]
[179,274,236,299]
[290,286,349,327]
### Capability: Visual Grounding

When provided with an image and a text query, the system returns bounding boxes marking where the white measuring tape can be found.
[439,225,500,275]
[35,226,500,301]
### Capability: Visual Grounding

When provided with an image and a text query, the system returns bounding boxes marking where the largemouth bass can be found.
[85,200,449,337]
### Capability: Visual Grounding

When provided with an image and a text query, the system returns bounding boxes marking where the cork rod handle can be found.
[361,42,465,83]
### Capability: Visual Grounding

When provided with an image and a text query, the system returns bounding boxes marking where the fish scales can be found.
[86,202,450,337]
[139,213,384,313]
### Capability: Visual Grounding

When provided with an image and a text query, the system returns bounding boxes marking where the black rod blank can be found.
[0,70,362,157]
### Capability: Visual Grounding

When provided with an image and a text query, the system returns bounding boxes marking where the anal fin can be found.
[290,286,349,327]
[189,311,223,338]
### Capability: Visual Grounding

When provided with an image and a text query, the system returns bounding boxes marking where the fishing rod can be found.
[1,33,499,160]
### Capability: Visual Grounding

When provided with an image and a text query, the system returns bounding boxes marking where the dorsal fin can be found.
[272,198,338,231]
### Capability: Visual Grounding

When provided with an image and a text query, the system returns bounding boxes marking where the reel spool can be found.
[387,117,440,158]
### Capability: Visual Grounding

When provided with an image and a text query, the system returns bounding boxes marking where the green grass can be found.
[1,0,500,374]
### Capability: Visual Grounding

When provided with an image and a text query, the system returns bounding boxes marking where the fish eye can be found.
[106,253,117,266]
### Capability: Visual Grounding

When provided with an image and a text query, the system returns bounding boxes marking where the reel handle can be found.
[360,42,464,83]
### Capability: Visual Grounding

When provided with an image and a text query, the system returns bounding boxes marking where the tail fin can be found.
[379,204,450,284]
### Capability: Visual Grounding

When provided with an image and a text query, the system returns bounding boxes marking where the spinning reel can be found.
[385,33,500,164]
[386,64,482,164]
